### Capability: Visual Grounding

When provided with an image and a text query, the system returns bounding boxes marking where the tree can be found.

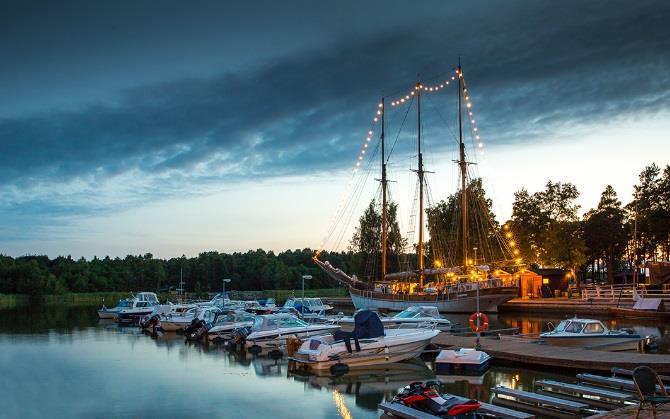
[426,178,502,267]
[583,185,628,283]
[510,181,586,284]
[349,199,406,279]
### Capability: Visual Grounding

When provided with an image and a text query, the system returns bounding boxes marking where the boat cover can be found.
[333,310,384,353]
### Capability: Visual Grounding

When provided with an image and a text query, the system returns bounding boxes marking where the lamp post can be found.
[301,275,312,318]
[223,278,231,298]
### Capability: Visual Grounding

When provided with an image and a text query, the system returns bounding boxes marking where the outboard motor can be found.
[140,314,160,329]
[184,318,208,341]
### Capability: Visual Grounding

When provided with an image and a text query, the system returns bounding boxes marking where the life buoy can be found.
[468,312,489,333]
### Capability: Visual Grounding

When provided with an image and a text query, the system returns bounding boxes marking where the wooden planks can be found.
[432,334,670,374]
[536,379,635,402]
[492,386,589,412]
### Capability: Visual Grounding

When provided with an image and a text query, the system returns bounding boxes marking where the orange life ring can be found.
[468,312,489,333]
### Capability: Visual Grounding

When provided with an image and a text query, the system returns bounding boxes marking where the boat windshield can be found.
[279,316,308,328]
[117,300,131,308]
[394,309,421,319]
[583,322,605,334]
[564,321,585,333]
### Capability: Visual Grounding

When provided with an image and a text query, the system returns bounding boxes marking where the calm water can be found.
[1,304,668,418]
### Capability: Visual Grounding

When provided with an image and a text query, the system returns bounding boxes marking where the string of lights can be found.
[316,68,497,256]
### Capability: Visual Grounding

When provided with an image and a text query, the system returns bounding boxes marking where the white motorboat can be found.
[139,302,197,329]
[435,348,491,375]
[540,318,644,351]
[243,313,340,351]
[97,297,133,319]
[116,292,161,325]
[159,305,221,332]
[208,310,256,342]
[283,297,333,314]
[292,310,439,371]
[334,306,452,331]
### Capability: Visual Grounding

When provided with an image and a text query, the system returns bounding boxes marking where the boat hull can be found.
[294,332,438,370]
[541,335,643,351]
[97,309,118,320]
[350,289,516,313]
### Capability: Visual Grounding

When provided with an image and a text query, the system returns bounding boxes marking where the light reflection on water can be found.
[1,304,666,418]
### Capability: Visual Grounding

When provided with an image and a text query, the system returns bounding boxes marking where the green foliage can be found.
[349,199,407,278]
[0,248,359,296]
[510,181,586,272]
[426,178,501,267]
[628,164,670,261]
[583,185,629,283]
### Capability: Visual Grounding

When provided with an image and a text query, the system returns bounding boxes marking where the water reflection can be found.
[1,303,666,418]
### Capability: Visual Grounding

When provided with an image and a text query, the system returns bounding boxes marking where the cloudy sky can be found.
[1,0,669,259]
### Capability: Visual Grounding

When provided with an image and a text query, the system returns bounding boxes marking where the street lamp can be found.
[223,278,231,298]
[301,275,312,318]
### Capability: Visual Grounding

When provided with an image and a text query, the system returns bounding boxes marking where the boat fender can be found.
[330,362,349,376]
[249,344,262,355]
[468,312,489,333]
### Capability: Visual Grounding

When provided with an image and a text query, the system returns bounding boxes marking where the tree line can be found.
[3,163,668,296]
[349,163,670,284]
[0,249,356,296]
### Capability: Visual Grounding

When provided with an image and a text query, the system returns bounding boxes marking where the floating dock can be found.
[432,334,670,374]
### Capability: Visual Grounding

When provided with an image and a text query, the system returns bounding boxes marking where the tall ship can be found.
[314,63,536,313]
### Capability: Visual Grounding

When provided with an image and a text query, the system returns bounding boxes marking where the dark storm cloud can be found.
[1,0,669,214]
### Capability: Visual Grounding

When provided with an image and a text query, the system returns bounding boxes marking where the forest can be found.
[2,164,668,296]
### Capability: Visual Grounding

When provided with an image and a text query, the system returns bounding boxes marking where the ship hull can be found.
[349,288,516,313]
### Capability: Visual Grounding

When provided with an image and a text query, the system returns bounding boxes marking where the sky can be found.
[1,0,669,259]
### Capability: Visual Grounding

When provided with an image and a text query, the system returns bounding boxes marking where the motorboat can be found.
[333,306,452,331]
[283,297,333,314]
[540,318,645,351]
[244,300,277,315]
[435,348,491,375]
[116,292,161,325]
[242,313,340,351]
[291,310,439,371]
[97,297,133,319]
[182,306,225,340]
[139,302,197,329]
[160,305,223,332]
[208,310,256,342]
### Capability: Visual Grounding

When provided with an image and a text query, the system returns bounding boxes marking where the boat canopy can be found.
[252,313,308,331]
[393,306,440,319]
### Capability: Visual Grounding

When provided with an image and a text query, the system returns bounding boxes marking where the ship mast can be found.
[458,62,469,269]
[416,82,425,286]
[380,97,388,281]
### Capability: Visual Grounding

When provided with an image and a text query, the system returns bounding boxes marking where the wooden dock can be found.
[432,334,670,374]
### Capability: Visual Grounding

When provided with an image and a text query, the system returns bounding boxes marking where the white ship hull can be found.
[350,290,514,313]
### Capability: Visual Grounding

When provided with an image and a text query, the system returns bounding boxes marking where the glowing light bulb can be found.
[378,103,383,108]
[476,135,480,140]
[473,127,477,131]
[467,103,472,108]
[440,84,444,88]
[400,98,405,103]
[364,143,368,148]
[366,137,371,142]
[478,143,483,148]
[377,110,381,115]
[411,91,415,95]
[373,117,378,122]
[451,76,455,80]
[405,95,410,99]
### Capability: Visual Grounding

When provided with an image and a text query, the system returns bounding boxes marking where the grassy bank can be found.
[0,288,348,308]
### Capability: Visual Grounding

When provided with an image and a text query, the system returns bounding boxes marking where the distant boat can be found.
[314,63,525,313]
[332,306,453,331]
[540,318,645,351]
[243,313,340,352]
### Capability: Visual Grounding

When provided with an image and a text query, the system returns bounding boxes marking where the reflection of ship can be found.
[295,360,435,411]
[314,64,528,313]
[252,357,284,377]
